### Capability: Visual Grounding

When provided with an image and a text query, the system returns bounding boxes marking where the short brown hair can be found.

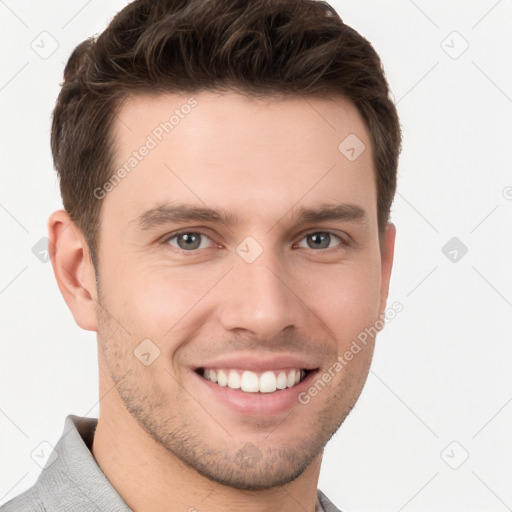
[51,0,401,271]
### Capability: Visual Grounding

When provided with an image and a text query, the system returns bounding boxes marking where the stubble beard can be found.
[95,295,367,491]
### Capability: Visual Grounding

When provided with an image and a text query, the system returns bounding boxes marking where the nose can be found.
[218,247,305,341]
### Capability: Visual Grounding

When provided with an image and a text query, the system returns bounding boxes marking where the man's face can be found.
[94,90,394,489]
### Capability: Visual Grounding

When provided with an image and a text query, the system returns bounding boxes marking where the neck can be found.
[91,372,323,512]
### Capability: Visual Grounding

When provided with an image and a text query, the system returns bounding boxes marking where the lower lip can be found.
[193,369,318,417]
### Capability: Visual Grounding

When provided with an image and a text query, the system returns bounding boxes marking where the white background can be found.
[1,1,511,511]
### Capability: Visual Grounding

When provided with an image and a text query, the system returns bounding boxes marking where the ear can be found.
[48,209,98,331]
[378,222,396,318]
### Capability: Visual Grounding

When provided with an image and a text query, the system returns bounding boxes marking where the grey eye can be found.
[297,232,342,250]
[167,232,211,251]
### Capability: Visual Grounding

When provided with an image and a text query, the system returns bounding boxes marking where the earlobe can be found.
[379,222,396,318]
[48,209,98,331]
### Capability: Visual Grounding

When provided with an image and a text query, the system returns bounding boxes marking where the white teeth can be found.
[228,369,241,389]
[201,368,308,393]
[240,371,259,392]
[276,371,287,389]
[260,371,277,393]
[217,369,228,386]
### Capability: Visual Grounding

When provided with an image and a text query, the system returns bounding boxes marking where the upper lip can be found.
[193,353,320,372]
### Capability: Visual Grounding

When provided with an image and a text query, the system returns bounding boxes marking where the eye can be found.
[162,230,347,254]
[296,231,344,250]
[165,231,214,251]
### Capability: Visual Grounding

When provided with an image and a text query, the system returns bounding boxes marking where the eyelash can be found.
[161,230,348,254]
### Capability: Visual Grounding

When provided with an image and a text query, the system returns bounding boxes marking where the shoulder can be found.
[0,486,46,512]
[0,414,97,512]
[317,488,344,512]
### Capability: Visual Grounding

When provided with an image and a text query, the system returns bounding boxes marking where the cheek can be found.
[101,242,382,346]
[305,261,381,342]
[107,263,224,337]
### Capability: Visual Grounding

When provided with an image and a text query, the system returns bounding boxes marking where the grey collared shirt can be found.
[1,415,342,511]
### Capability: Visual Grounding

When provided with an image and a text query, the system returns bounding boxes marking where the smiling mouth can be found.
[195,367,315,394]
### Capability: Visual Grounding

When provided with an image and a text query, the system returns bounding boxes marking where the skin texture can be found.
[49,90,396,512]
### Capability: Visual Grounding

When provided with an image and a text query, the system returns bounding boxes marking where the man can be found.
[1,0,401,510]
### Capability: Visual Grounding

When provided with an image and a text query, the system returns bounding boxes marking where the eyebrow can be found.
[132,202,368,231]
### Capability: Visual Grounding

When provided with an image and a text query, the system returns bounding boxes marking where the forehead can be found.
[105,90,376,228]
